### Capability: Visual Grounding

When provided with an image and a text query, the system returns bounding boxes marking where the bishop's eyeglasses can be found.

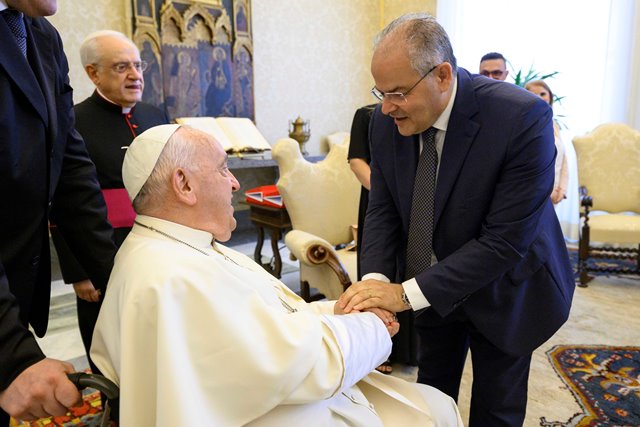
[98,61,148,74]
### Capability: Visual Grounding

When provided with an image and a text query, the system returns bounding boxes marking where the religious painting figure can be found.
[234,48,253,118]
[133,0,255,120]
[140,39,164,110]
[205,46,233,117]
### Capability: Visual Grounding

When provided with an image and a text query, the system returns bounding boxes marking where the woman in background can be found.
[525,80,568,205]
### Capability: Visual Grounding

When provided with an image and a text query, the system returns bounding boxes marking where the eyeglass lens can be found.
[481,70,504,77]
[112,61,148,73]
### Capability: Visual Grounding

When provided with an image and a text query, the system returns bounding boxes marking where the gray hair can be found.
[374,12,457,77]
[133,127,203,213]
[80,30,137,67]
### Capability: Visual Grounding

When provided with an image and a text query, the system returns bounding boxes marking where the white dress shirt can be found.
[363,77,459,311]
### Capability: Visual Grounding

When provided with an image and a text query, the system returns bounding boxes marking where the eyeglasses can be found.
[371,64,439,104]
[98,61,148,74]
[480,69,505,78]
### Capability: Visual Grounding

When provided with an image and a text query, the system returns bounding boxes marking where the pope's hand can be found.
[385,319,400,337]
[0,358,81,421]
[333,303,400,336]
[366,307,400,337]
[337,279,408,314]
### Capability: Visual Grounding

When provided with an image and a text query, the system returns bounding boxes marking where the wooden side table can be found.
[248,203,291,278]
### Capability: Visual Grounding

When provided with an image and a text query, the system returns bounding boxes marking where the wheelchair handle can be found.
[67,372,120,400]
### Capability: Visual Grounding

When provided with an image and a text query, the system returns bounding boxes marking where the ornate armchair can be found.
[572,123,640,287]
[273,135,361,301]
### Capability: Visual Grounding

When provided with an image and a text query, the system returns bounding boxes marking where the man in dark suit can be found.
[0,1,116,423]
[50,30,168,375]
[338,13,574,426]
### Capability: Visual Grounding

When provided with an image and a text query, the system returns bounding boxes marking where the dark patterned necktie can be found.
[405,127,438,279]
[2,9,27,58]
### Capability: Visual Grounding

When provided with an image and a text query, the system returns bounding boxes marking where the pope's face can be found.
[371,39,452,137]
[87,36,144,108]
[194,138,240,242]
[7,0,57,16]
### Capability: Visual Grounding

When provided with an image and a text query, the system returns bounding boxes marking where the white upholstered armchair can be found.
[572,123,640,286]
[273,135,361,301]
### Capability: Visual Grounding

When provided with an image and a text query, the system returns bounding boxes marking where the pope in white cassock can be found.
[90,124,463,426]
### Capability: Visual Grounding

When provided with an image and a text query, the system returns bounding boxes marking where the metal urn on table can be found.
[288,116,310,155]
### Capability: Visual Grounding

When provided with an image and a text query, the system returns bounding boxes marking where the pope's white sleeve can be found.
[306,300,336,315]
[319,312,391,390]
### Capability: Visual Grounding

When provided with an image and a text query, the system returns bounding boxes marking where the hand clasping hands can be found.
[334,283,402,337]
[337,279,408,314]
[334,302,400,337]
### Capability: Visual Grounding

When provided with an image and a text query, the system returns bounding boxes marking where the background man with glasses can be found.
[479,51,509,81]
[338,13,574,426]
[51,30,167,376]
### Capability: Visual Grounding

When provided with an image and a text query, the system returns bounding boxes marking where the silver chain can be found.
[133,220,297,313]
[134,220,211,256]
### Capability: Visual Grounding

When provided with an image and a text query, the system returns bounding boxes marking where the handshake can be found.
[334,279,411,337]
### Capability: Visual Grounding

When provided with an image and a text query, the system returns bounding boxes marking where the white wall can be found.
[251,1,377,154]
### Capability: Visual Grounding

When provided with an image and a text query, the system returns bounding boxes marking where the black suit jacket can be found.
[0,15,116,390]
[361,68,575,356]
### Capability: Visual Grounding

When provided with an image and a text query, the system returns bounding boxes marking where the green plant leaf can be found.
[508,64,567,127]
[509,64,560,88]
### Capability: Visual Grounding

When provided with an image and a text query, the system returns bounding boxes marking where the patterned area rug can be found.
[541,345,640,426]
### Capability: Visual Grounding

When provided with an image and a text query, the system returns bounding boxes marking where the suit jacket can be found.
[0,15,116,389]
[51,91,168,283]
[361,68,575,356]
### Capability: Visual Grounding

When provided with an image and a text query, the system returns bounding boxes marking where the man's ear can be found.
[171,167,197,206]
[435,62,453,90]
[85,64,100,86]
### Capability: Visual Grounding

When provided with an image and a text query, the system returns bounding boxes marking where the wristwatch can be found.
[401,291,412,309]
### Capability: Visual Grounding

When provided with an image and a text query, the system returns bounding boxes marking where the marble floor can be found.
[38,237,640,427]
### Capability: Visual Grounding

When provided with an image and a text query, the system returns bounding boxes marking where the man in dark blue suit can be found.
[338,13,574,426]
[0,0,116,424]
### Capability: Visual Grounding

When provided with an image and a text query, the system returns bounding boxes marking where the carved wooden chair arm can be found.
[579,186,592,207]
[306,244,352,291]
[284,230,352,292]
[579,185,593,219]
